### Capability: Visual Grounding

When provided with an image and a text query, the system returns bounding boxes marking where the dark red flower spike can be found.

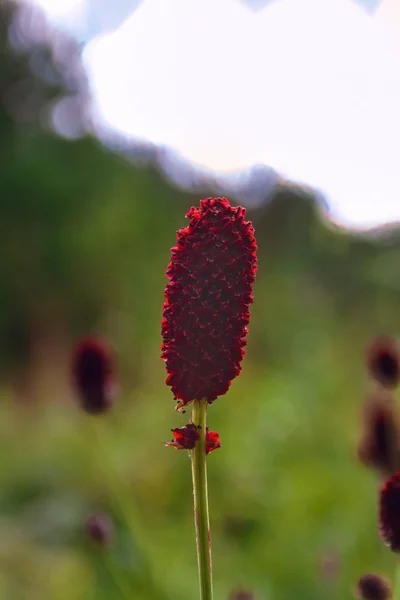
[71,336,117,415]
[365,336,400,390]
[355,574,392,600]
[161,197,257,410]
[379,472,400,552]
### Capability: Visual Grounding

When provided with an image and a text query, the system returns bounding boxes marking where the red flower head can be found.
[379,472,400,551]
[355,574,392,600]
[161,197,257,410]
[165,423,221,454]
[71,336,117,415]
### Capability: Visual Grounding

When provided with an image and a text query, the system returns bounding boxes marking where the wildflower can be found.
[161,197,257,410]
[165,423,221,454]
[357,392,400,477]
[71,336,117,415]
[84,514,113,546]
[355,573,392,600]
[379,472,400,551]
[365,336,400,389]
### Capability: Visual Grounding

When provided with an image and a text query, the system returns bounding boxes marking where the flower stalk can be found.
[190,398,213,600]
[162,198,257,597]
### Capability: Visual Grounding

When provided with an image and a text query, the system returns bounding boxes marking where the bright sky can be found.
[33,0,86,19]
[30,0,400,229]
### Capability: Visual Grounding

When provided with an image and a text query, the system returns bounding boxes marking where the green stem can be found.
[190,398,213,600]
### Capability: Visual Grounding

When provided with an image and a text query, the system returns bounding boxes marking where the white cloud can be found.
[80,0,400,227]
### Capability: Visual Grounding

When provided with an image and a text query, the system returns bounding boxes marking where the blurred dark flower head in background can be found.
[228,589,255,600]
[84,513,114,546]
[355,573,392,600]
[222,516,259,545]
[317,550,341,582]
[379,472,400,552]
[71,336,117,415]
[365,335,400,390]
[357,391,400,477]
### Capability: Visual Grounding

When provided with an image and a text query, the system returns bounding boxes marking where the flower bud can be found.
[165,423,200,450]
[165,423,221,454]
[205,429,220,454]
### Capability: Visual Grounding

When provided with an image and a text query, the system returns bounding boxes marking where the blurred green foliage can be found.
[0,1,398,598]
